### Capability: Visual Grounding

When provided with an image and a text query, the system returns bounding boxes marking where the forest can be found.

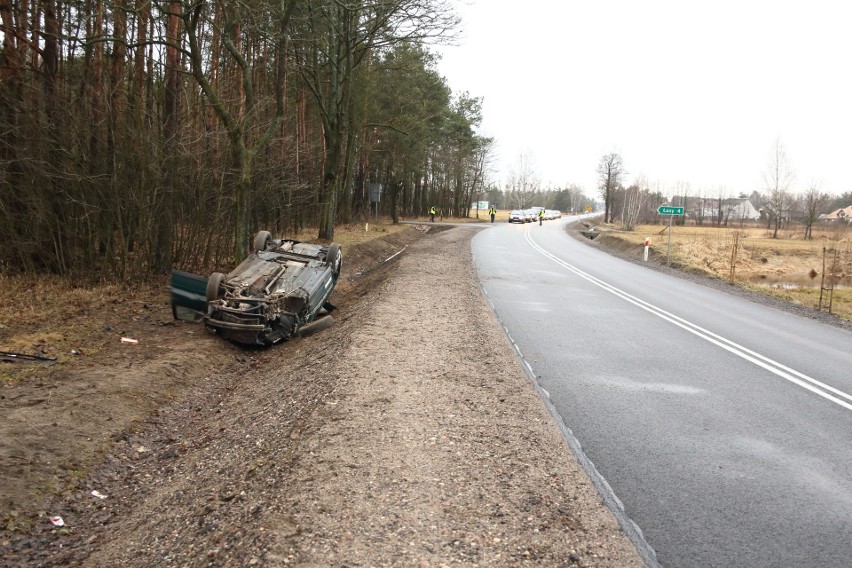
[0,0,490,278]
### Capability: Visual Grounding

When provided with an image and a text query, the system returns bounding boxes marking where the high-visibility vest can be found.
[430,207,436,214]
[489,207,496,214]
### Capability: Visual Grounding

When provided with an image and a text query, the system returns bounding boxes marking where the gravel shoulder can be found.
[1,225,644,566]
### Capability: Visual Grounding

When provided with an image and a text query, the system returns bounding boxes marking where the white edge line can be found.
[524,230,852,412]
[471,235,662,568]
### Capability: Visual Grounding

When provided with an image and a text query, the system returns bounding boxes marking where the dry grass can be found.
[601,223,852,321]
[0,277,133,350]
[290,219,422,249]
[0,275,160,384]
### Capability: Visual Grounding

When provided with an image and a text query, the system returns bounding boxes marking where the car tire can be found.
[253,230,272,252]
[206,272,225,302]
[326,243,342,280]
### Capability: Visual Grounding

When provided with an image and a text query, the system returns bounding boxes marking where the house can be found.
[688,196,760,224]
[759,202,793,224]
[819,205,852,223]
[722,198,760,222]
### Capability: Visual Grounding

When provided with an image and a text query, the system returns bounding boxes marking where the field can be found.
[596,222,852,321]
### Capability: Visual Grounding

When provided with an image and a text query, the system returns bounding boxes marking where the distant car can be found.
[509,210,525,223]
[523,209,534,222]
[203,231,341,346]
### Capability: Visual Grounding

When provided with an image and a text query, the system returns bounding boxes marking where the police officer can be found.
[489,205,496,223]
[429,206,436,222]
[538,208,544,225]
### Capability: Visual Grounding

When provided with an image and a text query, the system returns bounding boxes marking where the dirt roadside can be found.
[1,223,645,567]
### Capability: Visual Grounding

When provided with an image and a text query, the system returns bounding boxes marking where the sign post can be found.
[368,183,382,220]
[644,237,650,262]
[657,206,685,264]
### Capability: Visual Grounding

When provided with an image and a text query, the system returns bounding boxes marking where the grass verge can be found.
[595,223,851,322]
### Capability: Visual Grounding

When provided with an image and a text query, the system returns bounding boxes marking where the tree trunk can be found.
[155,1,182,272]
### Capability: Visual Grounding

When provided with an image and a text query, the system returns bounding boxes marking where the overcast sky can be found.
[433,0,852,198]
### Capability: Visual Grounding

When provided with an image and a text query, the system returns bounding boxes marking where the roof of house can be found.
[821,205,852,219]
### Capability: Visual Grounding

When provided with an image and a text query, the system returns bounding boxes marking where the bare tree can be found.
[184,0,299,261]
[764,138,795,239]
[802,181,829,239]
[621,176,649,230]
[466,137,495,219]
[713,186,729,227]
[507,153,540,208]
[694,187,707,226]
[293,0,460,240]
[671,181,691,226]
[597,152,625,224]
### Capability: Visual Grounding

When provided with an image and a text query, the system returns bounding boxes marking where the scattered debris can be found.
[381,246,407,264]
[91,490,107,499]
[0,351,57,365]
[49,516,64,527]
[120,337,139,344]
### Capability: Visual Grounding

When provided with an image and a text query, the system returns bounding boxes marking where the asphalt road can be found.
[471,216,852,568]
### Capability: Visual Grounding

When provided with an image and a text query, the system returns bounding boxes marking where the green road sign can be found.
[658,206,684,215]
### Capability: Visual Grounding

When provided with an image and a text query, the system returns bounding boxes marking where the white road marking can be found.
[524,230,852,412]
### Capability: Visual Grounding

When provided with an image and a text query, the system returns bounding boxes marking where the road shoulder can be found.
[269,225,645,565]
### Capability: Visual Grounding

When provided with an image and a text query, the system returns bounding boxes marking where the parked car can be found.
[509,209,525,223]
[203,231,341,346]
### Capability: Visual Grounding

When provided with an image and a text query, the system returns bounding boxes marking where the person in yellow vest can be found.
[429,206,436,222]
[489,205,496,223]
[538,208,544,225]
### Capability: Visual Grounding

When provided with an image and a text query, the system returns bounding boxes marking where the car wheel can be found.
[206,272,225,302]
[253,230,272,252]
[326,243,342,280]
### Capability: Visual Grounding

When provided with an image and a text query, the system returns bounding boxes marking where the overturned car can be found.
[202,231,341,346]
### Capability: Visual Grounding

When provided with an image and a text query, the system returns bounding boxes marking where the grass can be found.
[598,223,852,321]
[0,276,135,383]
[290,219,416,249]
